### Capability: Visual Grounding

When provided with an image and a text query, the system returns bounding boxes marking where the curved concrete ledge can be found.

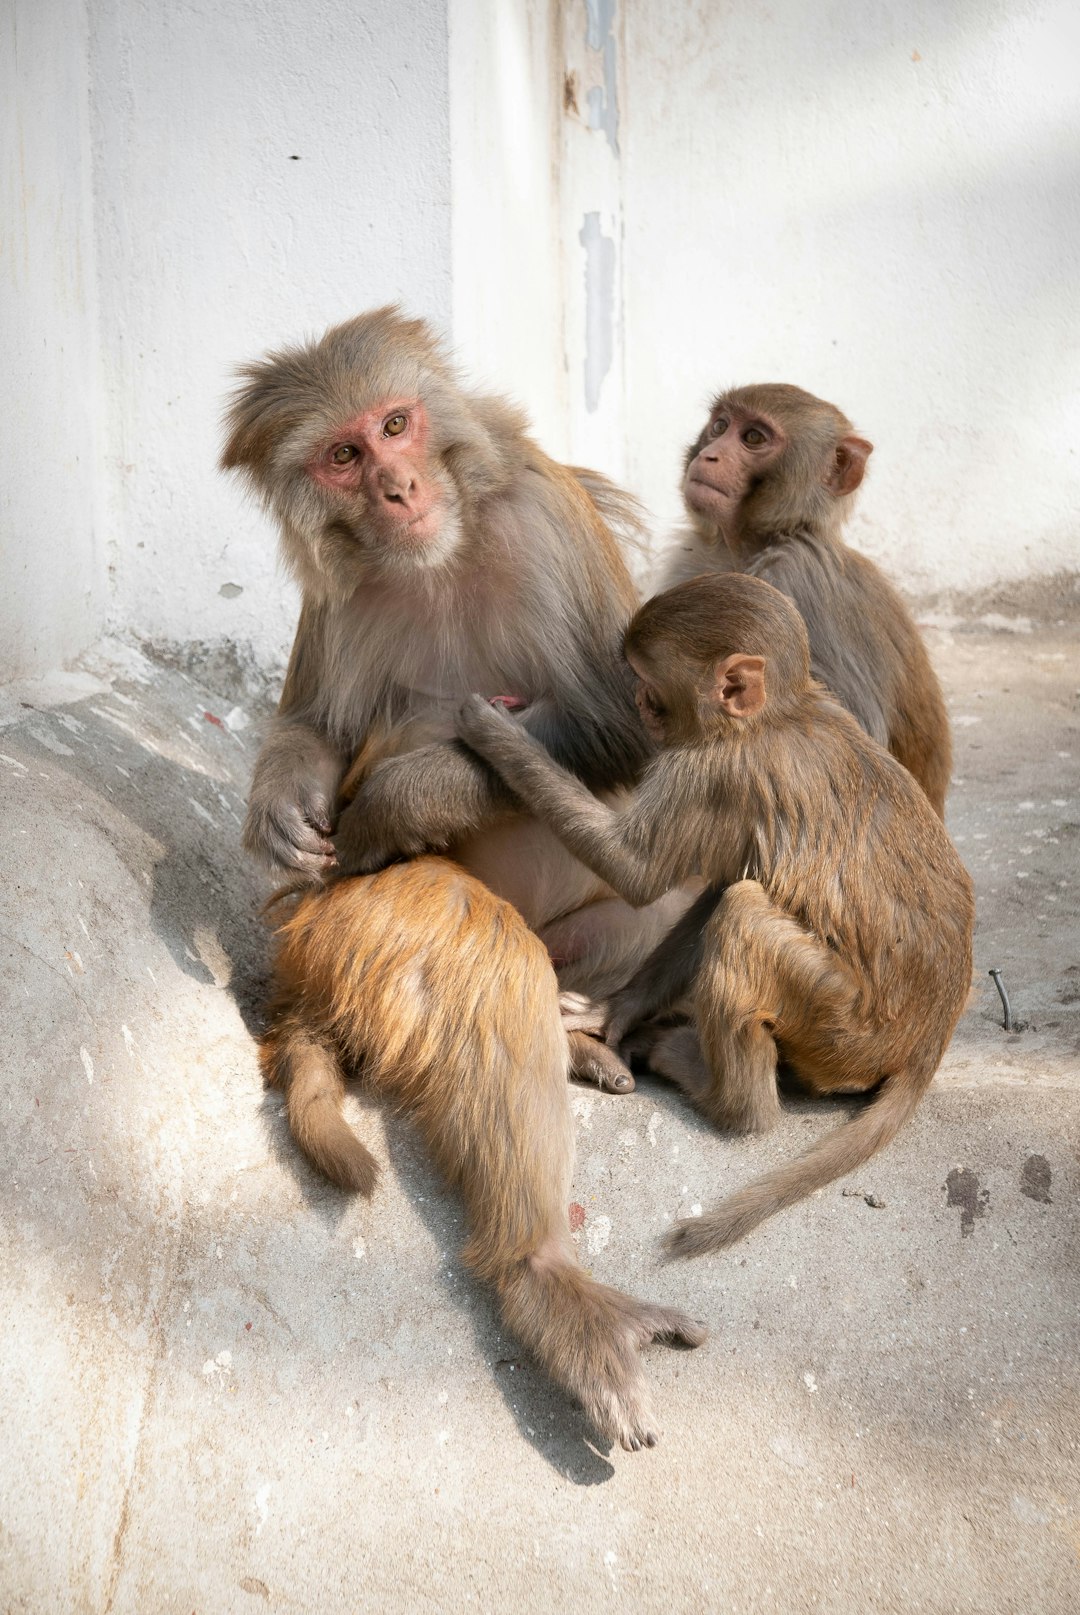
[1,628,1077,1611]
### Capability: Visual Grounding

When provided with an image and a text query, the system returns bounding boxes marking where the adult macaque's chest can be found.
[327,575,542,745]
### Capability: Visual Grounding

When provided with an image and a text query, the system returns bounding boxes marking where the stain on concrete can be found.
[579,212,615,413]
[945,1166,990,1235]
[584,0,619,155]
[1020,1153,1052,1204]
[218,582,243,599]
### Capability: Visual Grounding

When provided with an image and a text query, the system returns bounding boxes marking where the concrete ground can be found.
[1,614,1077,1615]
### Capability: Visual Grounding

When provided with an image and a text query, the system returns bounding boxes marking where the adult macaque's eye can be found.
[743,428,766,446]
[709,417,728,438]
[331,444,359,465]
[384,414,408,437]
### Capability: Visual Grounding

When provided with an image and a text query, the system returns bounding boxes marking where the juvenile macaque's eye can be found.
[384,414,408,437]
[331,444,358,465]
[743,427,766,447]
[709,417,728,438]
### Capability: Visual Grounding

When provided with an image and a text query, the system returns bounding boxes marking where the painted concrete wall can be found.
[616,0,1080,593]
[449,0,568,459]
[4,0,1077,687]
[89,0,453,674]
[1,0,105,680]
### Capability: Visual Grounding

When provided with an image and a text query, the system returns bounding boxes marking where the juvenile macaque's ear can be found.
[825,435,873,496]
[714,654,766,717]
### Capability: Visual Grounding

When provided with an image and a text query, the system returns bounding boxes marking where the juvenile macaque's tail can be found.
[669,1070,928,1257]
[260,1028,379,1195]
[260,857,706,1448]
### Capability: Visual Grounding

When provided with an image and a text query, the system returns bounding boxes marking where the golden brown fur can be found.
[457,573,975,1252]
[261,857,705,1447]
[663,382,952,816]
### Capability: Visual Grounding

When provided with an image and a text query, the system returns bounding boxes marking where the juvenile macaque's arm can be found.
[457,695,677,906]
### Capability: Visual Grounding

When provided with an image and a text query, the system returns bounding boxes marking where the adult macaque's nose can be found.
[378,469,416,504]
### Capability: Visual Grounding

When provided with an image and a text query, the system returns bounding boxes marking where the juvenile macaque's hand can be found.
[603,988,650,1051]
[456,692,514,747]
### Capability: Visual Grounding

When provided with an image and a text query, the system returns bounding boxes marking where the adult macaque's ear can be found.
[219,363,283,473]
[825,435,873,496]
[715,654,766,717]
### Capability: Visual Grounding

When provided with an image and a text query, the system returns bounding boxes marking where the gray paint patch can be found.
[1020,1153,1052,1204]
[945,1166,990,1236]
[219,582,244,599]
[579,212,615,414]
[584,0,619,155]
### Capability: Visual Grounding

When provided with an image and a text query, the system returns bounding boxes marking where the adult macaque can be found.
[457,574,974,1252]
[221,307,694,1087]
[662,384,951,815]
[261,856,705,1449]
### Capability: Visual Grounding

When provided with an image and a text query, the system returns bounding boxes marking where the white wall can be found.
[0,0,105,680]
[449,0,568,457]
[89,0,453,673]
[3,0,1078,688]
[617,0,1080,592]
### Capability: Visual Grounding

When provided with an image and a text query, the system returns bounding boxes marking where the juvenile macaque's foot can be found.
[567,1030,635,1093]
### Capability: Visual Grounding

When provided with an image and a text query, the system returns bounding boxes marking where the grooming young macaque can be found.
[261,856,705,1449]
[221,307,696,1087]
[663,383,951,815]
[457,574,974,1253]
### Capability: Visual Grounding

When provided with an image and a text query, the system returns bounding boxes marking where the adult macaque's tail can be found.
[668,1071,927,1256]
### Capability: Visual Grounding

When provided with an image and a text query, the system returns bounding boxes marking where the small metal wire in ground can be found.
[988,966,1012,1032]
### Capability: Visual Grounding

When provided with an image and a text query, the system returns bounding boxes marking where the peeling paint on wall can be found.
[584,0,619,155]
[579,211,615,413]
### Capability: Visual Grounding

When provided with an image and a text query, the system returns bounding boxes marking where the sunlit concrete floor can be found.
[1,613,1077,1614]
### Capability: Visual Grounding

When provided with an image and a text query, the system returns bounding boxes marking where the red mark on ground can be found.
[568,1202,586,1232]
[244,1321,253,1331]
[203,711,224,728]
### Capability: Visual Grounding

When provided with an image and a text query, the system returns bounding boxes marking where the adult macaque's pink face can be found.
[308,398,445,547]
[683,407,784,521]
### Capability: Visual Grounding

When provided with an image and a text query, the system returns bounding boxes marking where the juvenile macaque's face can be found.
[683,406,784,522]
[306,397,456,557]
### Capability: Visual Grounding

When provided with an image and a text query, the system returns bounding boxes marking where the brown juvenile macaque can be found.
[457,573,975,1253]
[260,856,705,1449]
[663,383,951,815]
[221,307,695,1090]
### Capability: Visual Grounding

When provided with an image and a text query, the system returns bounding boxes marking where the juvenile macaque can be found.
[663,383,951,815]
[221,307,696,1087]
[261,857,705,1448]
[457,573,974,1252]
